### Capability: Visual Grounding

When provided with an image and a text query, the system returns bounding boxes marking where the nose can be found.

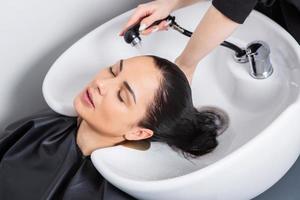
[95,79,107,96]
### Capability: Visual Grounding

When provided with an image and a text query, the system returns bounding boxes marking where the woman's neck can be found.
[76,117,125,156]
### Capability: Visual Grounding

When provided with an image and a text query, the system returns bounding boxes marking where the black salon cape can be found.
[0,109,136,200]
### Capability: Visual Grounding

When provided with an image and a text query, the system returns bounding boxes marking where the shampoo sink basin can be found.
[42,1,300,200]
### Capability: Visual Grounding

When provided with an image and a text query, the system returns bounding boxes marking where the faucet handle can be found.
[246,40,273,79]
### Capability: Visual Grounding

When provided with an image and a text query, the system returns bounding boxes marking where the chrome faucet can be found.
[234,40,273,79]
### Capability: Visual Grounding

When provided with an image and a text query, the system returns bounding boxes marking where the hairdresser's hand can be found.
[175,56,196,85]
[119,0,179,36]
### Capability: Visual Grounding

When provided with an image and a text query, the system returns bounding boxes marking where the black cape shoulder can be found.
[0,109,136,200]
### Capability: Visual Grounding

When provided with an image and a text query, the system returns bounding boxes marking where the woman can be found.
[0,55,229,200]
[119,0,300,83]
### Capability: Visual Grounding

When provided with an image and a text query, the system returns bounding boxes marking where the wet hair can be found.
[137,55,229,159]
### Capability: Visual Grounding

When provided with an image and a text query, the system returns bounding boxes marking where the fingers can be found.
[158,20,170,31]
[138,12,160,30]
[119,5,151,36]
[118,3,171,37]
[139,20,170,35]
[140,25,158,35]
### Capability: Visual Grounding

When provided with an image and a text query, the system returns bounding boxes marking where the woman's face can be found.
[73,56,162,140]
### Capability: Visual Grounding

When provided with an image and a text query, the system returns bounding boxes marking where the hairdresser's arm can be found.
[175,0,258,84]
[175,4,239,84]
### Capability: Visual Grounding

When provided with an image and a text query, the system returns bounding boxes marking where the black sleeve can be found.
[212,0,258,24]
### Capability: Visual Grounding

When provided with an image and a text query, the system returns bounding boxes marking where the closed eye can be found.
[109,66,124,103]
[109,66,116,76]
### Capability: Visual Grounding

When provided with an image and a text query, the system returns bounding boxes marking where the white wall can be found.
[0,0,149,131]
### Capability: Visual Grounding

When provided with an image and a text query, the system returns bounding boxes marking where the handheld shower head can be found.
[123,15,175,48]
[122,14,247,60]
[123,23,142,47]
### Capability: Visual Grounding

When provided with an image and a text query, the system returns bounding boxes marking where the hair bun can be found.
[196,106,230,136]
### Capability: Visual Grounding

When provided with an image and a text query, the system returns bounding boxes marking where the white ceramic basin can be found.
[42,1,300,200]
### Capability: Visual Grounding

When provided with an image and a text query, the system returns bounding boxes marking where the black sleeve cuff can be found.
[212,0,258,24]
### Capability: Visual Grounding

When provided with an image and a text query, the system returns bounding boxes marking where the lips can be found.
[83,87,95,108]
[86,89,95,108]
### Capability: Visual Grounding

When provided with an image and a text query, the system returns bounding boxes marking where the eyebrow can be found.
[119,59,136,104]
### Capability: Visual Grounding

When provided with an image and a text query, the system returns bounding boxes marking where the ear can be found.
[124,127,153,141]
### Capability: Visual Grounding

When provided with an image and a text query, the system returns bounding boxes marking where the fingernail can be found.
[151,26,159,33]
[166,20,172,26]
[139,23,147,31]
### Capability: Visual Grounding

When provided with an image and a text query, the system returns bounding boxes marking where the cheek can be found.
[94,95,126,128]
[84,93,130,136]
[73,92,86,117]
